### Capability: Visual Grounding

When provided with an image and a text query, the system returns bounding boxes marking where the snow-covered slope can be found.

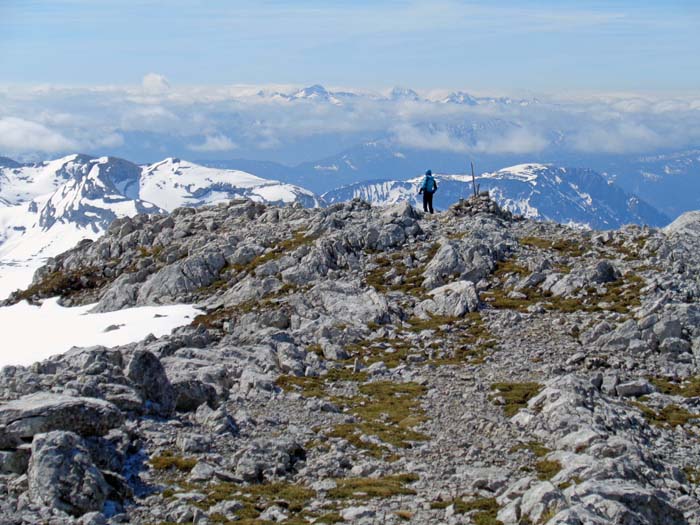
[140,158,321,211]
[0,156,162,299]
[323,163,668,229]
[0,155,322,298]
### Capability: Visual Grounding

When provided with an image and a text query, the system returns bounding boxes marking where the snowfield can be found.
[0,299,201,368]
[140,158,320,210]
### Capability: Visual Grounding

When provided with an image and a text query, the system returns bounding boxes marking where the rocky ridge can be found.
[1,193,700,524]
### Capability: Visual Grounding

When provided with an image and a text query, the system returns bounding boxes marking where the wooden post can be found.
[470,161,477,197]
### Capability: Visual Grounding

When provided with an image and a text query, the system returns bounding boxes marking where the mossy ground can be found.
[510,441,550,458]
[12,267,111,303]
[650,376,700,398]
[534,459,562,480]
[343,312,497,368]
[364,243,440,298]
[328,474,419,499]
[430,497,502,524]
[192,283,300,330]
[158,474,419,524]
[150,451,197,472]
[490,382,543,417]
[630,400,700,428]
[519,236,585,258]
[277,369,427,458]
[233,231,319,275]
[483,259,643,315]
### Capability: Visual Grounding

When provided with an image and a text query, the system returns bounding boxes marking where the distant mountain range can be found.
[323,164,668,229]
[254,84,539,107]
[202,141,700,219]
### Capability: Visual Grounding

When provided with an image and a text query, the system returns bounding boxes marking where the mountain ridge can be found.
[322,163,668,229]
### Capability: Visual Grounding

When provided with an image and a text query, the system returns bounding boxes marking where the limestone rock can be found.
[27,431,110,517]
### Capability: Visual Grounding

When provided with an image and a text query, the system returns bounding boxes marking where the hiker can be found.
[418,169,438,214]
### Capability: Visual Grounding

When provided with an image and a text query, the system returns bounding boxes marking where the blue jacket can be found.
[420,174,437,193]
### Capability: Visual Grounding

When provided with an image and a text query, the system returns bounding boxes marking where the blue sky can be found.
[1,0,699,93]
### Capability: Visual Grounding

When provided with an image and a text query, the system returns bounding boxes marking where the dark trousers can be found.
[423,191,434,214]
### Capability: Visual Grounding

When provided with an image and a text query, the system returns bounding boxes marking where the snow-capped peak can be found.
[441,92,479,105]
[139,158,320,210]
[482,163,553,184]
[293,84,330,99]
[390,87,420,101]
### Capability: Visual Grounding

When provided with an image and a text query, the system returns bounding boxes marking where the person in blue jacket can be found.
[418,169,438,214]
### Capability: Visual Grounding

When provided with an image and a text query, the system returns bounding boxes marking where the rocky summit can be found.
[2,193,700,525]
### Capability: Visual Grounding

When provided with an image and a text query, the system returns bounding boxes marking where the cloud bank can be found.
[0,75,699,163]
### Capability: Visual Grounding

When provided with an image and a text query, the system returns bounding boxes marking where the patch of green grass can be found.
[276,367,367,398]
[365,243,439,298]
[630,400,699,428]
[609,236,651,261]
[193,283,300,330]
[483,266,643,316]
[328,381,428,455]
[328,474,419,499]
[233,231,318,275]
[344,338,413,369]
[431,497,502,524]
[138,245,164,259]
[407,314,459,332]
[150,451,197,472]
[537,506,559,524]
[535,460,562,481]
[278,371,427,457]
[557,476,583,491]
[493,259,530,279]
[520,236,585,258]
[683,466,700,484]
[342,313,496,369]
[650,376,700,398]
[11,266,111,304]
[306,344,324,358]
[490,382,543,417]
[196,481,315,522]
[510,441,550,458]
[314,512,345,523]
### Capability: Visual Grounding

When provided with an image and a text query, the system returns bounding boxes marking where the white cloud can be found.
[570,122,663,154]
[188,134,238,152]
[0,117,77,155]
[142,73,170,95]
[1,82,700,161]
[93,132,124,149]
[473,128,549,154]
[392,123,548,154]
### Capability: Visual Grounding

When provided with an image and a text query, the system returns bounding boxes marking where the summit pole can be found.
[470,161,477,197]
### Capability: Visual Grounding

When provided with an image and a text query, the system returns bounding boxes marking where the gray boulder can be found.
[171,379,218,412]
[137,250,227,305]
[415,280,480,318]
[125,350,175,416]
[28,431,110,517]
[195,404,239,435]
[235,438,305,483]
[0,393,123,441]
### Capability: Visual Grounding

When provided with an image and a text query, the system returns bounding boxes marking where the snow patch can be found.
[0,298,201,368]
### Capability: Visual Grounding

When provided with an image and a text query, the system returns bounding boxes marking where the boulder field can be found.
[1,195,700,524]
